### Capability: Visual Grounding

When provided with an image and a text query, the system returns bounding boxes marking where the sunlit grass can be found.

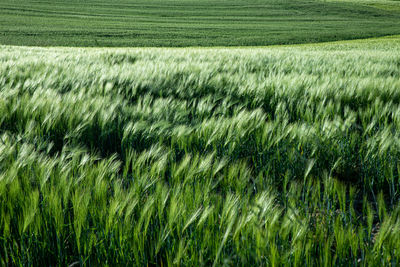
[1,37,400,265]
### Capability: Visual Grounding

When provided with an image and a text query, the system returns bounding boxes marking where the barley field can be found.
[1,36,400,265]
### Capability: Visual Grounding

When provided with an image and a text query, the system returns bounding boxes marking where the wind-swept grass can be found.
[1,37,400,265]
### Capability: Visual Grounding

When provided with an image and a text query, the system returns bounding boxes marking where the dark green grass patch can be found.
[1,0,400,47]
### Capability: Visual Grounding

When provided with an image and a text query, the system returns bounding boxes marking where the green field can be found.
[1,36,400,265]
[1,0,400,47]
[2,0,400,265]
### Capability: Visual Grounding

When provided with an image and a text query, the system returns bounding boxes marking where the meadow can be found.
[1,36,400,265]
[1,0,400,47]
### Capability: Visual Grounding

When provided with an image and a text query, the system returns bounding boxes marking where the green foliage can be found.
[1,0,400,47]
[1,37,400,265]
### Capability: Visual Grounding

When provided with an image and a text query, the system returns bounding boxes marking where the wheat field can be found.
[1,37,400,265]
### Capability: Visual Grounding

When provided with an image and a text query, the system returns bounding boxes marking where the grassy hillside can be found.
[1,36,400,265]
[1,0,400,47]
